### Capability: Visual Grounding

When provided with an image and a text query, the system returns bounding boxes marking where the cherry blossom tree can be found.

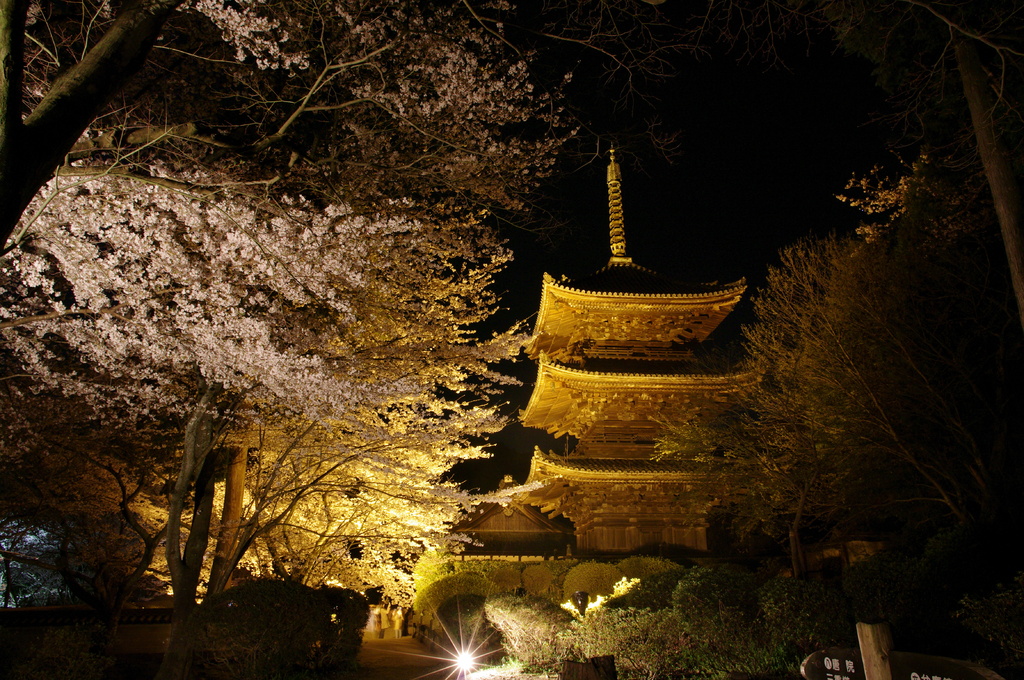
[1,0,580,254]
[0,386,171,633]
[0,173,521,678]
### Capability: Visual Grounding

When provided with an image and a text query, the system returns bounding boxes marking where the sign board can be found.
[802,647,864,680]
[889,652,1005,680]
[802,648,1005,680]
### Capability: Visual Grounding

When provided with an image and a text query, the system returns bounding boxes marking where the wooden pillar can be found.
[857,622,893,680]
[561,656,617,680]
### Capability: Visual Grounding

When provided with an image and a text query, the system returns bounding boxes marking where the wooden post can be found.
[561,656,617,680]
[857,622,893,680]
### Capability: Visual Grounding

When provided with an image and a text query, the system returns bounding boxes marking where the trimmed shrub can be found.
[616,556,678,581]
[436,593,498,657]
[668,566,794,678]
[318,585,371,670]
[671,565,760,618]
[489,565,523,593]
[522,564,555,597]
[412,550,455,612]
[0,625,113,680]
[562,562,624,603]
[843,528,982,655]
[757,577,854,654]
[959,572,1024,666]
[418,571,493,618]
[565,607,691,680]
[606,567,689,611]
[188,579,365,679]
[484,593,573,671]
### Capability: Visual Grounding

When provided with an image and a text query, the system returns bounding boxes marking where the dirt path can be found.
[345,635,454,680]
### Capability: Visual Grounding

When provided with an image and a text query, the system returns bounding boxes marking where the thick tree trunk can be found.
[0,0,183,250]
[154,384,222,680]
[208,446,246,595]
[956,38,1024,334]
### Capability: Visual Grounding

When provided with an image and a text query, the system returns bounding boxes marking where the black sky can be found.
[451,43,894,492]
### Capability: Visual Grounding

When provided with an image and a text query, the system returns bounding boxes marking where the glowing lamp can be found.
[456,651,475,671]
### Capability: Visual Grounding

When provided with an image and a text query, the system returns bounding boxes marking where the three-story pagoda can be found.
[521,152,748,554]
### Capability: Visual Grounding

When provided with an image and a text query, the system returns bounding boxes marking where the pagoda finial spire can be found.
[607,149,629,261]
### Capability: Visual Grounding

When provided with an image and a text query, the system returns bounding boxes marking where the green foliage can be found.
[616,556,678,580]
[412,550,455,607]
[317,586,371,670]
[417,571,493,617]
[959,572,1024,665]
[565,607,692,680]
[562,561,624,603]
[188,579,366,679]
[484,593,573,671]
[757,577,854,654]
[488,565,523,592]
[666,566,796,677]
[436,593,496,654]
[521,564,556,597]
[842,529,983,655]
[0,625,113,680]
[566,567,856,680]
[671,565,760,619]
[605,567,689,611]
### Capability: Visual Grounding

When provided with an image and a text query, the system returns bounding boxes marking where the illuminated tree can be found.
[0,175,520,678]
[0,0,694,254]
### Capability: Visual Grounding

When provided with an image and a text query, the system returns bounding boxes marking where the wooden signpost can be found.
[802,623,1005,680]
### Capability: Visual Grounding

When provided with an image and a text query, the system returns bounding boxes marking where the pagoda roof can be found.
[565,259,745,297]
[531,450,703,477]
[528,261,745,358]
[521,356,752,438]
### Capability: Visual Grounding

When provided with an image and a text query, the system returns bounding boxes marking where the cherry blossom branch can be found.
[0,302,128,330]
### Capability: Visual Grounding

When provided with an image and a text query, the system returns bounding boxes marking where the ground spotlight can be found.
[454,649,475,679]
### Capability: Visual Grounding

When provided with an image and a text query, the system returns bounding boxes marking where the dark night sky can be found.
[451,43,895,492]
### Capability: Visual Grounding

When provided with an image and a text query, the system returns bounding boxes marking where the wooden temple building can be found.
[516,152,749,556]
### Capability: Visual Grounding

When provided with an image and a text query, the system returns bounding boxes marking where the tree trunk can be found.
[154,384,223,680]
[956,37,1024,334]
[208,446,246,595]
[0,2,26,239]
[1,0,183,250]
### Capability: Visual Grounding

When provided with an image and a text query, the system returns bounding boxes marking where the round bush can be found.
[605,567,689,611]
[522,564,555,597]
[616,556,678,580]
[484,593,573,671]
[757,577,854,653]
[670,566,761,650]
[318,585,371,670]
[566,607,691,679]
[189,579,364,679]
[418,571,493,617]
[436,593,497,655]
[562,562,624,603]
[489,565,523,593]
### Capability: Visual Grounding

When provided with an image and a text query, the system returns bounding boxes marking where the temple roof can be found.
[527,448,703,482]
[528,271,745,360]
[521,356,752,438]
[564,259,745,297]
